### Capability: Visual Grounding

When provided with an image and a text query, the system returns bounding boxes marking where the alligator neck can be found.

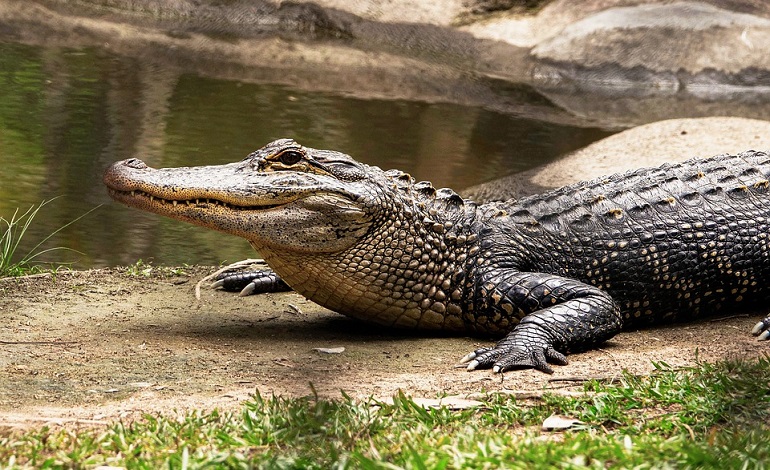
[255,176,483,331]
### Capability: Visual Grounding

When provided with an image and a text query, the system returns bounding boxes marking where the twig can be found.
[0,340,79,345]
[596,347,622,371]
[548,376,620,384]
[0,272,53,283]
[709,313,749,322]
[471,388,590,401]
[0,415,109,426]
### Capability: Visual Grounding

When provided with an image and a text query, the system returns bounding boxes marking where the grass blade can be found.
[0,199,100,277]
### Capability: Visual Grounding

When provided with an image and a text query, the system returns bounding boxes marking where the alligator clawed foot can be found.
[752,316,770,341]
[197,259,289,297]
[460,344,568,374]
[213,270,291,295]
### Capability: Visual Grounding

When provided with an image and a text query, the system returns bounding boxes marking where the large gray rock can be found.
[9,0,770,126]
[534,2,770,72]
[463,0,770,96]
[461,117,770,202]
[531,2,770,93]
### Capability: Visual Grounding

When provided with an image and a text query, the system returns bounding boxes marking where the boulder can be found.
[531,2,770,93]
[461,117,770,201]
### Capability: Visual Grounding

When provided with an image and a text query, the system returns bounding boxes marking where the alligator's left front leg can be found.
[212,269,291,296]
[462,272,623,374]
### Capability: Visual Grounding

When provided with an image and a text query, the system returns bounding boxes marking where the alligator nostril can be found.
[124,158,148,169]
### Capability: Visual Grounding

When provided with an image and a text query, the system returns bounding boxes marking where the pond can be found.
[0,41,613,268]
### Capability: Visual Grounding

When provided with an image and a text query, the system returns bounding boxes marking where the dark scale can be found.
[103,140,770,375]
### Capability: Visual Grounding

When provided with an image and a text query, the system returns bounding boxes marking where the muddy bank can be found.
[1,267,766,427]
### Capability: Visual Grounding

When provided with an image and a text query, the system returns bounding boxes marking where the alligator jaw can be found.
[105,187,285,213]
[103,158,300,234]
[103,156,372,252]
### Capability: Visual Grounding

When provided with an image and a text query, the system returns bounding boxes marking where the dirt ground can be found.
[0,267,767,429]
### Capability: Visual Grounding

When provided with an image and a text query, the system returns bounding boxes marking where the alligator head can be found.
[104,139,381,254]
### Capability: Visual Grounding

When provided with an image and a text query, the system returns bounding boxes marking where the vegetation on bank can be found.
[1,357,768,469]
[0,200,97,277]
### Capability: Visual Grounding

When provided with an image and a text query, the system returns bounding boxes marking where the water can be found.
[0,41,612,268]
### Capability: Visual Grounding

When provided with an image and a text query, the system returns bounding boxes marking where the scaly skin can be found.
[104,139,770,373]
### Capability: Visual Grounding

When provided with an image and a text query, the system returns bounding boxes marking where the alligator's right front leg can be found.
[212,269,291,296]
[461,271,623,374]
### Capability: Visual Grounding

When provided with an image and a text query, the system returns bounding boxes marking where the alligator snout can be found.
[103,158,151,193]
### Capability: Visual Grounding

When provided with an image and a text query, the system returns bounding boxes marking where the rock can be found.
[461,0,610,48]
[314,0,464,26]
[530,116,770,185]
[10,0,770,126]
[463,0,770,95]
[533,2,770,73]
[530,2,770,93]
[461,117,770,201]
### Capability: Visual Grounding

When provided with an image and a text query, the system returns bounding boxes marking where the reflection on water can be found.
[0,41,612,268]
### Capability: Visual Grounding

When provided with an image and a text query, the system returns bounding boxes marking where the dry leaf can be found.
[313,347,345,354]
[542,414,583,431]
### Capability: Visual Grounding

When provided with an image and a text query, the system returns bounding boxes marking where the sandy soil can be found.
[0,266,766,429]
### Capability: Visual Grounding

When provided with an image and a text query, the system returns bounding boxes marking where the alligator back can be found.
[497,151,770,326]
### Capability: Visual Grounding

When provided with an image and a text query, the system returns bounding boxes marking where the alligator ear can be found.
[308,152,367,181]
[325,161,366,181]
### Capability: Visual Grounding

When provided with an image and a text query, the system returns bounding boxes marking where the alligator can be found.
[104,139,770,373]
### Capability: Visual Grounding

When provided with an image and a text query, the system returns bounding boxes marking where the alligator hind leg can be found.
[212,270,291,296]
[752,315,770,340]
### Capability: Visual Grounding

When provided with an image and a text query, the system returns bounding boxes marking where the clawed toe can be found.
[239,282,257,296]
[492,347,555,374]
[459,351,479,364]
[752,318,770,340]
[459,348,497,371]
[459,345,568,374]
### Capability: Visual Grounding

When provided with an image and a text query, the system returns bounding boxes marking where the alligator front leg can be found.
[462,272,623,374]
[212,269,291,296]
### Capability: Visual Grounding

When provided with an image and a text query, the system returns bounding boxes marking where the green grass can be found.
[0,199,99,277]
[2,356,769,468]
[122,259,189,277]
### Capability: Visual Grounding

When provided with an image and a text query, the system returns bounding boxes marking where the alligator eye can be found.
[278,150,303,166]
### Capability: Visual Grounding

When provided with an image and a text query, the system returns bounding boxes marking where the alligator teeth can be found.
[122,191,241,210]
